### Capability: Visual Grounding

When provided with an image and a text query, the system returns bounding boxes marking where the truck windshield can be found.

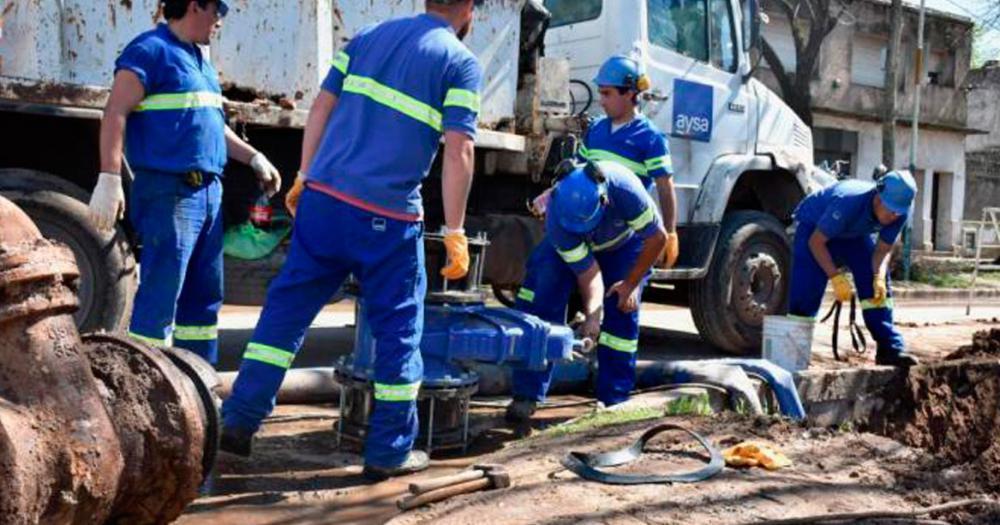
[544,0,602,27]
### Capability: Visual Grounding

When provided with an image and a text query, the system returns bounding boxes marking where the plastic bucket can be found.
[762,315,815,373]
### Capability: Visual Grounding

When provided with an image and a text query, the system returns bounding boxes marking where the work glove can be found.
[88,172,125,232]
[872,270,888,307]
[830,272,853,303]
[658,231,679,269]
[440,227,470,280]
[285,172,306,217]
[250,152,281,197]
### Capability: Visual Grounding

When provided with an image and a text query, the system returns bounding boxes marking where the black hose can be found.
[570,79,594,116]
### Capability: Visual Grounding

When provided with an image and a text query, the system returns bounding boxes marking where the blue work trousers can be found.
[222,188,426,468]
[128,169,223,363]
[511,236,646,406]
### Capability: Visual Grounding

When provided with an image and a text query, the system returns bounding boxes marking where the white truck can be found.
[0,0,822,353]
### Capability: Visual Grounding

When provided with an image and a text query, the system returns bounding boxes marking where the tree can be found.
[759,0,856,127]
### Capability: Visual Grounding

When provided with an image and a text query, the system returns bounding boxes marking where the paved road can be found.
[215,299,1000,372]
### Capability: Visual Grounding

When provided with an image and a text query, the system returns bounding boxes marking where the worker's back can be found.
[306,13,482,221]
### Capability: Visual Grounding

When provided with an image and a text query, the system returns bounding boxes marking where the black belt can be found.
[820,297,868,361]
[561,423,724,484]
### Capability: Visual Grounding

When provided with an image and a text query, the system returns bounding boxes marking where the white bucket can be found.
[762,315,815,373]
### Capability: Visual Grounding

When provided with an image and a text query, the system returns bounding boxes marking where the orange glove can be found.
[830,272,853,303]
[659,231,679,269]
[285,172,306,217]
[440,228,469,280]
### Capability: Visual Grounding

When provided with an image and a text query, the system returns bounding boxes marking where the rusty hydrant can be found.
[0,195,220,524]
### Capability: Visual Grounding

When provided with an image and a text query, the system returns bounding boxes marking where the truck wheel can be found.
[5,190,136,333]
[223,245,345,306]
[689,210,790,355]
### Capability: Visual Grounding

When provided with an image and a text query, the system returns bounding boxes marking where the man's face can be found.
[598,86,635,120]
[190,1,224,44]
[873,195,901,225]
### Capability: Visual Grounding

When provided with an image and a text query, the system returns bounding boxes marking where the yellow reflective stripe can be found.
[243,342,295,369]
[590,229,632,252]
[585,149,647,175]
[374,381,421,402]
[628,207,655,231]
[128,331,167,347]
[135,91,224,112]
[644,155,671,171]
[443,88,480,112]
[331,51,350,75]
[174,324,218,341]
[598,332,638,353]
[342,75,442,131]
[786,314,816,323]
[861,298,895,310]
[517,287,535,302]
[557,242,590,264]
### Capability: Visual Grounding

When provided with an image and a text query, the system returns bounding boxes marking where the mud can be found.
[945,328,1000,360]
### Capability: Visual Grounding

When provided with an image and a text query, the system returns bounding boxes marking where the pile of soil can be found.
[945,328,1000,360]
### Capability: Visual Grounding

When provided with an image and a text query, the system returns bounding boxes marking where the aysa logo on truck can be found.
[672,79,713,143]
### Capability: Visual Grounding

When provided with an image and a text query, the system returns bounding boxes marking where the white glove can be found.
[88,172,125,232]
[250,152,281,197]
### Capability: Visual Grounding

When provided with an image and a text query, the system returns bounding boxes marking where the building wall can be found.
[963,66,1000,242]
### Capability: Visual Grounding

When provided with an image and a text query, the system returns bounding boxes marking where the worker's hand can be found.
[606,280,640,313]
[830,272,853,303]
[285,172,306,217]
[250,152,281,197]
[88,172,125,232]
[872,271,888,306]
[527,188,553,218]
[440,228,470,280]
[657,231,679,269]
[578,311,602,342]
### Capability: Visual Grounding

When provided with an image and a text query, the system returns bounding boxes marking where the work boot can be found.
[362,450,430,482]
[505,398,537,424]
[876,352,919,368]
[219,424,254,457]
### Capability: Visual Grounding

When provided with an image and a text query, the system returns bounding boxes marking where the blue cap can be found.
[877,170,917,216]
[593,55,650,92]
[218,1,229,17]
[551,164,608,234]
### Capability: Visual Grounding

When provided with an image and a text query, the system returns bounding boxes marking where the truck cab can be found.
[544,0,825,352]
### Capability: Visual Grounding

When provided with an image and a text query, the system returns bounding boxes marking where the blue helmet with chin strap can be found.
[593,55,651,92]
[876,170,917,216]
[550,161,608,234]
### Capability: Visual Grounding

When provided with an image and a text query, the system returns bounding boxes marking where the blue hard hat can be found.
[593,55,650,92]
[551,163,608,234]
[877,170,917,215]
[217,0,229,17]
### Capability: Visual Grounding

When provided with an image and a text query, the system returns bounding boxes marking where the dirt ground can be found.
[179,322,1000,525]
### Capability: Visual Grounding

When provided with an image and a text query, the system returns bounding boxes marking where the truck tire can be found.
[689,210,790,355]
[4,189,136,333]
[223,246,345,306]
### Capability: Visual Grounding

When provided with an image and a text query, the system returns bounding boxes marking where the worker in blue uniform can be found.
[535,55,679,269]
[90,0,281,365]
[788,170,919,367]
[219,0,484,481]
[507,160,668,422]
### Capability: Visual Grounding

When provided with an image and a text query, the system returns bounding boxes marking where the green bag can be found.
[223,219,292,260]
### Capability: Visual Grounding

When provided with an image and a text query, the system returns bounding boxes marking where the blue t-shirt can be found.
[547,161,664,274]
[794,179,905,244]
[307,14,483,220]
[578,115,672,189]
[115,24,227,175]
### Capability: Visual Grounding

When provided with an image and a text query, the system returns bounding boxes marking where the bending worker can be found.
[220,0,483,481]
[90,0,281,364]
[535,55,678,268]
[788,170,918,367]
[507,161,667,422]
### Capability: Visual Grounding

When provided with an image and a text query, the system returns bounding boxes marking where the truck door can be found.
[642,0,751,224]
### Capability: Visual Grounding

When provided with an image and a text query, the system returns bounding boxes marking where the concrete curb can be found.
[823,287,1000,303]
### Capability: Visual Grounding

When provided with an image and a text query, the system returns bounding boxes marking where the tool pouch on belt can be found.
[184,171,205,188]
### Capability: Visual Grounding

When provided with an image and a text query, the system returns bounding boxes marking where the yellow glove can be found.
[722,442,792,470]
[659,231,679,269]
[440,228,470,280]
[285,173,306,217]
[830,273,853,303]
[872,271,888,306]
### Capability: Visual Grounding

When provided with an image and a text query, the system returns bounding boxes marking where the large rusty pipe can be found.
[0,195,220,524]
